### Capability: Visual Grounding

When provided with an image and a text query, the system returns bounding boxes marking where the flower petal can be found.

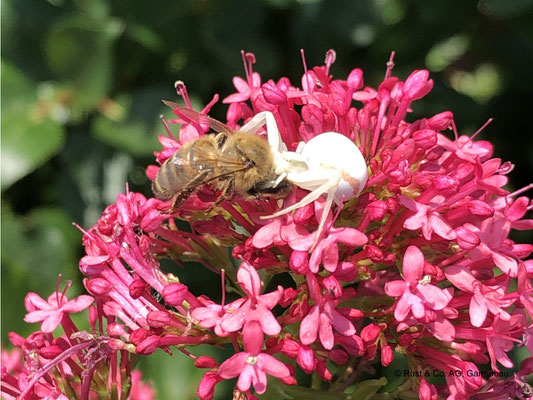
[257,353,290,378]
[469,293,488,327]
[41,311,64,333]
[393,291,413,321]
[417,284,452,310]
[219,352,249,379]
[402,246,424,282]
[385,280,406,297]
[299,305,319,345]
[445,265,476,293]
[62,295,94,313]
[318,313,334,350]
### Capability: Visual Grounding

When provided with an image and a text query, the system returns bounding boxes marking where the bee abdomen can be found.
[152,155,188,201]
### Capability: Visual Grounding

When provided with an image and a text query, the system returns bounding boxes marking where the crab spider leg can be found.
[286,168,340,192]
[239,111,287,153]
[273,172,287,188]
[263,171,342,219]
[311,186,337,251]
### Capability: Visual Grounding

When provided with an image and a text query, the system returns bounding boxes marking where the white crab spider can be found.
[240,111,368,248]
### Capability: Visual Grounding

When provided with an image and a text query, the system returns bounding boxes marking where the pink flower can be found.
[220,262,283,336]
[299,274,356,349]
[24,292,93,333]
[385,246,452,322]
[445,264,513,327]
[129,370,157,400]
[400,195,456,241]
[466,215,520,277]
[485,314,524,372]
[218,321,291,395]
[191,299,230,337]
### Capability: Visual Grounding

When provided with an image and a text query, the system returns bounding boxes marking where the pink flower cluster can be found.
[1,281,156,399]
[4,51,533,400]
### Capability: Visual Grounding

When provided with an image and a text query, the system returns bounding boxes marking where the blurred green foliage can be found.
[2,0,533,398]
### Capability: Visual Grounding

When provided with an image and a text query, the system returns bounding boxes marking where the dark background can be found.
[2,0,533,397]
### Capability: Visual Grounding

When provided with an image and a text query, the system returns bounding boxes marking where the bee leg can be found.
[206,179,234,213]
[169,189,195,212]
[167,169,212,213]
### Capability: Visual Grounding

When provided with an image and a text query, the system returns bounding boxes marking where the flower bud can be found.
[195,356,218,369]
[136,336,161,355]
[162,282,188,306]
[147,311,174,328]
[280,375,297,386]
[336,334,364,356]
[197,371,220,400]
[85,278,113,295]
[347,68,363,91]
[39,345,63,359]
[419,377,438,400]
[279,287,298,307]
[262,83,287,105]
[432,175,460,195]
[130,328,151,345]
[297,345,316,373]
[455,226,480,250]
[404,70,433,100]
[381,344,393,366]
[366,200,388,221]
[102,301,121,317]
[334,261,358,281]
[361,323,381,344]
[280,338,300,358]
[107,323,128,338]
[428,111,453,131]
[293,202,315,224]
[129,278,148,299]
[338,307,364,319]
[329,349,349,365]
[413,129,438,149]
[290,251,309,274]
[467,200,494,217]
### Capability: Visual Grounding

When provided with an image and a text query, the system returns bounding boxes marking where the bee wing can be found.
[162,100,234,134]
[190,151,252,181]
[153,147,251,203]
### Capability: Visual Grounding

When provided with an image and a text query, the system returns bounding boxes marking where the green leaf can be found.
[262,378,349,399]
[1,63,65,190]
[2,205,81,287]
[483,0,533,18]
[1,205,82,341]
[44,15,123,112]
[348,377,388,400]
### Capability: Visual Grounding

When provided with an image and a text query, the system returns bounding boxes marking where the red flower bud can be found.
[162,282,188,306]
[195,356,218,369]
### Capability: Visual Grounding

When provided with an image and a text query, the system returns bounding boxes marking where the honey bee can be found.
[152,101,293,210]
